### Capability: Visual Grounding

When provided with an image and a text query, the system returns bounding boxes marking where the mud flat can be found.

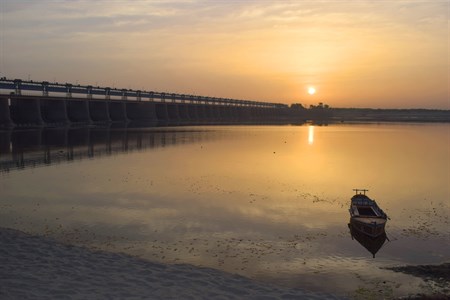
[0,227,343,299]
[387,263,450,299]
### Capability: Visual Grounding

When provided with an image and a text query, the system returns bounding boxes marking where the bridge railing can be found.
[0,78,287,109]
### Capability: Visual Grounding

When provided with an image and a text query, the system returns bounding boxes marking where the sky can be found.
[0,0,448,109]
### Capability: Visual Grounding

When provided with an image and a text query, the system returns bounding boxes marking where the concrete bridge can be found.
[0,78,304,128]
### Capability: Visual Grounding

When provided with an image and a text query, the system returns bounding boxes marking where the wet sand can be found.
[0,227,344,299]
[387,264,450,299]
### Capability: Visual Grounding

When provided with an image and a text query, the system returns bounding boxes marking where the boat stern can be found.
[350,218,386,238]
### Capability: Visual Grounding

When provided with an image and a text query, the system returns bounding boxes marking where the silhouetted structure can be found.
[330,108,450,123]
[0,78,306,127]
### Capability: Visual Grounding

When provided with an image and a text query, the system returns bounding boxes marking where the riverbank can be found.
[0,227,343,299]
[329,108,450,123]
[387,264,450,299]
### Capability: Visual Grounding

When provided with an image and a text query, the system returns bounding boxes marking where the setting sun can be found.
[308,87,316,95]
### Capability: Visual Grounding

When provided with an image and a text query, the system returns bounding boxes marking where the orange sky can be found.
[0,1,448,108]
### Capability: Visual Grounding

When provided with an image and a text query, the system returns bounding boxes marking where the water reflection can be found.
[348,220,388,258]
[0,124,449,297]
[308,125,314,145]
[0,126,216,173]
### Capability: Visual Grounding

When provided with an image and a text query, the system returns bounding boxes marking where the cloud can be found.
[1,0,447,107]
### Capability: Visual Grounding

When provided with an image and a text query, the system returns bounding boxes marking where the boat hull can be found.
[349,192,387,238]
[350,217,386,238]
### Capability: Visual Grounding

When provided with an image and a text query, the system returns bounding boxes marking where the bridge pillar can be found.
[258,108,265,123]
[178,104,190,125]
[204,105,214,124]
[253,107,262,123]
[242,107,252,124]
[255,107,263,123]
[196,105,207,124]
[224,106,231,123]
[126,102,158,126]
[166,103,180,126]
[187,104,199,124]
[10,96,44,127]
[216,105,225,123]
[232,106,242,123]
[262,107,272,123]
[89,100,111,123]
[155,103,169,126]
[40,97,70,126]
[221,106,234,124]
[108,101,128,122]
[227,107,235,124]
[258,107,266,122]
[210,105,221,125]
[67,99,92,124]
[220,105,231,124]
[249,107,258,124]
[228,106,238,123]
[0,96,14,128]
[276,107,289,123]
[217,105,228,124]
[235,106,245,123]
[0,130,11,159]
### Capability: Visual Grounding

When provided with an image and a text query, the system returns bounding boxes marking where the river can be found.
[0,123,448,298]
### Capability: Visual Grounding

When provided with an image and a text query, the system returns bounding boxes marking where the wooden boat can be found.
[349,189,387,238]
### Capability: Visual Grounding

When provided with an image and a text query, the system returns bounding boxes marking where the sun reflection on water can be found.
[308,125,314,145]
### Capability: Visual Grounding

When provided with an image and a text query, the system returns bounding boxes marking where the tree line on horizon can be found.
[288,102,449,122]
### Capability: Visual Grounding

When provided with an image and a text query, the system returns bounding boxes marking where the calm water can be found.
[0,124,449,297]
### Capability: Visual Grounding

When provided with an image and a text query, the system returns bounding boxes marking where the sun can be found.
[308,87,316,95]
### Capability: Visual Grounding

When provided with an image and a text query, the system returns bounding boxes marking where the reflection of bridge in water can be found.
[0,127,216,173]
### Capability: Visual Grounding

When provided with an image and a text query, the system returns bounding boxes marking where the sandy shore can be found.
[0,227,344,299]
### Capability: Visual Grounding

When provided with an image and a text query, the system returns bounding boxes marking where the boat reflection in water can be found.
[348,219,388,258]
[348,189,389,258]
